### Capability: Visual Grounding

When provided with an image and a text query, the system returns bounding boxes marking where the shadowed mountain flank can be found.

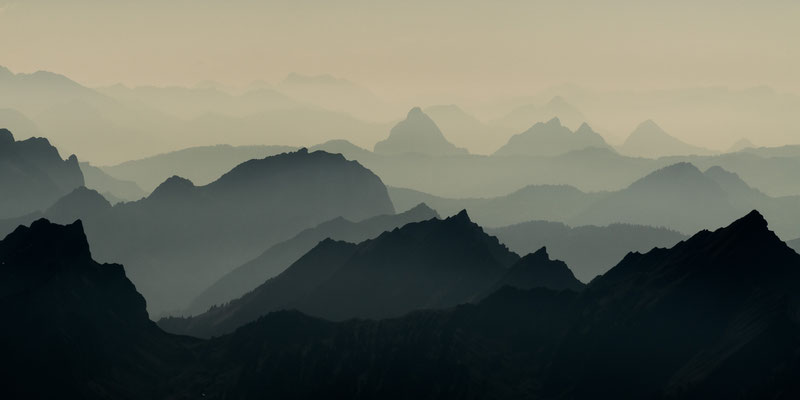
[185,203,440,315]
[0,129,84,218]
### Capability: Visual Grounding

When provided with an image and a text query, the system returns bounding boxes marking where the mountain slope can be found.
[488,247,585,294]
[160,210,523,337]
[185,203,440,315]
[0,129,84,218]
[374,107,468,156]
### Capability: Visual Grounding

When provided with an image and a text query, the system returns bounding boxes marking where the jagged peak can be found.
[725,210,769,234]
[532,246,550,259]
[447,209,472,224]
[1,219,92,264]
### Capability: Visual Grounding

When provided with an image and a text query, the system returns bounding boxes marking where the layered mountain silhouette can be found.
[0,219,192,398]
[0,129,84,218]
[185,203,439,315]
[494,117,611,157]
[392,162,800,239]
[488,221,686,281]
[1,149,395,315]
[619,119,714,158]
[373,107,468,156]
[79,162,147,202]
[161,211,585,337]
[6,212,800,398]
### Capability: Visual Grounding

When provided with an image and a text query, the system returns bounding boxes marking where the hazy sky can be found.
[1,0,799,101]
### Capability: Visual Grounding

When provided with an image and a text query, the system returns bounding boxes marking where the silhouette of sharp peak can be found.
[575,122,595,134]
[0,128,13,145]
[531,246,550,259]
[3,219,91,263]
[446,209,473,224]
[726,210,769,234]
[406,202,439,217]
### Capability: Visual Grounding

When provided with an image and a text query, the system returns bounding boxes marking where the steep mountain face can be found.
[160,211,526,337]
[0,219,193,399]
[493,117,611,157]
[619,119,714,158]
[19,149,395,316]
[185,203,440,315]
[373,107,468,156]
[545,211,800,398]
[0,129,84,218]
[488,221,686,282]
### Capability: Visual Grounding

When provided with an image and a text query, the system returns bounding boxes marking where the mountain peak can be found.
[448,209,472,223]
[407,106,424,118]
[532,246,549,258]
[1,219,91,265]
[545,116,562,126]
[727,209,768,233]
[374,107,467,156]
[149,175,196,200]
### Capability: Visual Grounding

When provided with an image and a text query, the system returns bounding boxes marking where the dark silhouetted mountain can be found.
[788,238,800,253]
[0,219,192,399]
[619,119,714,158]
[488,221,686,282]
[0,129,84,218]
[79,161,147,203]
[493,117,611,157]
[185,203,439,315]
[101,144,298,191]
[373,107,468,156]
[8,212,800,398]
[488,247,584,294]
[424,104,509,154]
[544,210,800,398]
[8,149,395,316]
[491,96,588,133]
[160,210,525,337]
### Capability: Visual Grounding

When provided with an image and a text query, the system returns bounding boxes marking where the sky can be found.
[1,0,799,102]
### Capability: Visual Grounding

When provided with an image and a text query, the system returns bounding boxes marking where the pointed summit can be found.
[620,119,713,158]
[489,246,584,293]
[373,107,468,156]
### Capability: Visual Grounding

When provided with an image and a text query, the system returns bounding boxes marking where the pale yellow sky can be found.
[1,0,799,101]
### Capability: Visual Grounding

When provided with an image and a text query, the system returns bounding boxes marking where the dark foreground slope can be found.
[6,212,800,399]
[0,219,193,399]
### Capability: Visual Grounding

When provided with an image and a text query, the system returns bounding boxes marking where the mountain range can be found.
[0,148,395,315]
[494,117,611,157]
[161,211,584,338]
[185,203,440,315]
[5,210,800,398]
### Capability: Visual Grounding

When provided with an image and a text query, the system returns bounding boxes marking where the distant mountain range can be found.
[373,107,468,156]
[490,95,589,132]
[390,162,800,239]
[423,104,511,154]
[618,119,715,158]
[0,128,83,218]
[0,149,395,315]
[6,210,800,398]
[494,117,612,157]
